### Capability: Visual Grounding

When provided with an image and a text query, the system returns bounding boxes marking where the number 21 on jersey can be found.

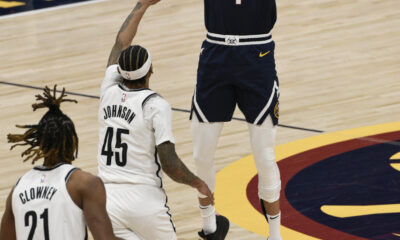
[25,209,49,240]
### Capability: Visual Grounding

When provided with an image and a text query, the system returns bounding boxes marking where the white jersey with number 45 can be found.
[97,65,175,187]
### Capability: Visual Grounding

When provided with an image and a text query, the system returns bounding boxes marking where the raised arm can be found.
[0,189,16,240]
[157,142,214,204]
[107,0,160,67]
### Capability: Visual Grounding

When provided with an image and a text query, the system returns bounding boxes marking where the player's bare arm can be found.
[67,170,122,240]
[107,0,160,67]
[157,141,214,204]
[0,189,17,240]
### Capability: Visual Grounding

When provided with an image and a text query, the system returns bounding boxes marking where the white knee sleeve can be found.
[191,115,223,194]
[248,116,281,203]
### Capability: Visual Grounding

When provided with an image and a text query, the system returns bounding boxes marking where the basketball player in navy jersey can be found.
[191,0,282,239]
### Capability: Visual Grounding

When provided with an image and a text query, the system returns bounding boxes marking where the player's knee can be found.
[193,153,215,170]
[257,147,275,162]
[195,162,215,175]
[195,167,216,193]
[258,181,281,203]
[193,142,217,170]
[257,159,281,203]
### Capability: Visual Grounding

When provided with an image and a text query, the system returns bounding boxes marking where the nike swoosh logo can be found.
[259,51,271,57]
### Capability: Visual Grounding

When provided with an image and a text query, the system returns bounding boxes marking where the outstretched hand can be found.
[139,0,161,7]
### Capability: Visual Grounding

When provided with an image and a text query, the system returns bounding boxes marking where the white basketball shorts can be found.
[105,183,177,240]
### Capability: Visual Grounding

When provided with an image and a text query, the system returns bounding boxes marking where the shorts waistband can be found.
[206,32,272,46]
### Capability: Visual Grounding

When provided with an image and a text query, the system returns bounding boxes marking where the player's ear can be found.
[149,64,153,75]
[145,65,152,87]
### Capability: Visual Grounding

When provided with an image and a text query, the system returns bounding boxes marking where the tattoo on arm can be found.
[157,142,199,187]
[119,3,142,36]
[107,3,143,67]
[107,41,123,67]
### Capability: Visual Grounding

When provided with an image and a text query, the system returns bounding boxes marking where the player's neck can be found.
[123,82,147,90]
[42,158,64,168]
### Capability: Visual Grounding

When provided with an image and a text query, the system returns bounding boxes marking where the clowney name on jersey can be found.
[17,185,58,204]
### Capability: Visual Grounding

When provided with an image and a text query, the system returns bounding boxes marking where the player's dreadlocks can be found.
[7,85,79,166]
[119,45,149,84]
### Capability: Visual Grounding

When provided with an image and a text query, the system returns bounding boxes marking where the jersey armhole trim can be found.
[142,93,160,109]
[15,177,21,187]
[84,226,88,240]
[63,167,84,212]
[65,168,79,182]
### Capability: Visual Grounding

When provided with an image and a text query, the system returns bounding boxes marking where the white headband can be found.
[118,52,152,81]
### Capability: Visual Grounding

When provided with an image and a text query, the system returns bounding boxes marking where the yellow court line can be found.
[321,204,400,218]
[0,1,25,8]
[215,121,400,239]
[390,152,400,159]
[390,152,400,171]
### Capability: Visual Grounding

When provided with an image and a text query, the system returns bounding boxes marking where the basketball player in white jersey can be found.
[97,0,214,239]
[0,86,121,240]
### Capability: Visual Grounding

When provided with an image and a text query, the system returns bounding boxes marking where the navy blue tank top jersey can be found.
[204,0,277,35]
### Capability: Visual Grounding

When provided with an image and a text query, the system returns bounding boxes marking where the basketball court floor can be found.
[0,0,399,239]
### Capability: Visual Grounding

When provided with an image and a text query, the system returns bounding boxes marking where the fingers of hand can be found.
[149,0,160,5]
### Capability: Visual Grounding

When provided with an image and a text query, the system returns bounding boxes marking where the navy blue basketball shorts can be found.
[190,40,279,126]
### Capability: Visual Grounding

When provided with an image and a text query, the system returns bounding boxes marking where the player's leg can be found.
[192,115,230,240]
[248,115,281,240]
[191,114,223,234]
[241,92,282,240]
[235,41,282,240]
[191,41,234,238]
